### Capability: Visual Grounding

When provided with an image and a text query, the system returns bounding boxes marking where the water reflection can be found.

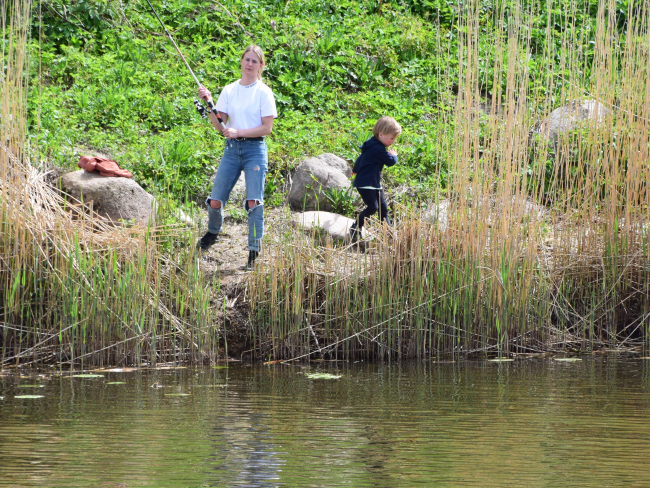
[209,411,285,487]
[2,358,650,487]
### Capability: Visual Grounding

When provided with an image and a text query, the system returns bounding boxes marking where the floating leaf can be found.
[71,374,104,378]
[15,395,44,399]
[106,382,126,385]
[489,358,514,362]
[20,385,44,388]
[304,373,342,380]
[555,358,582,362]
[165,393,190,397]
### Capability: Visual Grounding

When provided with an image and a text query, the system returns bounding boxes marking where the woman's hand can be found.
[198,85,212,103]
[222,128,239,139]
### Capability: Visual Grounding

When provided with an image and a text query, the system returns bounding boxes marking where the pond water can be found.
[1,357,650,487]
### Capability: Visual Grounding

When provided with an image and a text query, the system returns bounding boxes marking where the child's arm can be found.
[382,149,398,167]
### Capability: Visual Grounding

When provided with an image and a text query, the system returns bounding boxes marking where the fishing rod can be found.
[143,0,227,130]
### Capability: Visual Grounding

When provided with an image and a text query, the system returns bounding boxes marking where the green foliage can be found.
[324,186,357,218]
[28,0,627,207]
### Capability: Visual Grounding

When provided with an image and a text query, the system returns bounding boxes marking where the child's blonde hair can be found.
[241,45,266,80]
[372,116,402,138]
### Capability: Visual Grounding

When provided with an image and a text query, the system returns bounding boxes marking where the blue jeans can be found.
[206,139,268,252]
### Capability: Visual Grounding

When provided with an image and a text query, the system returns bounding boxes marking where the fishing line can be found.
[143,0,227,129]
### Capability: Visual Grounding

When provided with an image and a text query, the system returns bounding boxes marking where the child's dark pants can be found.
[356,188,389,229]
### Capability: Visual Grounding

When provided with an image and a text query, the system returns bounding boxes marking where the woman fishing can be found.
[196,45,277,271]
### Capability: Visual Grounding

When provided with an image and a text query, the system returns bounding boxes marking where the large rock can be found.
[292,211,367,243]
[533,99,608,145]
[60,170,156,225]
[288,153,352,211]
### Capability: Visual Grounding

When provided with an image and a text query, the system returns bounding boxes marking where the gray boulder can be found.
[534,99,608,145]
[424,199,452,231]
[60,170,156,225]
[288,154,352,211]
[424,196,547,232]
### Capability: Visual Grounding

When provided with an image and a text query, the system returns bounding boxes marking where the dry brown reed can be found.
[1,0,218,368]
[249,0,650,361]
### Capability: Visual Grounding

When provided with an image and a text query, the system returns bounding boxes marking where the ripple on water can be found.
[1,359,650,486]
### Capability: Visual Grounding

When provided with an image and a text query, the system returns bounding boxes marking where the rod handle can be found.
[205,99,227,129]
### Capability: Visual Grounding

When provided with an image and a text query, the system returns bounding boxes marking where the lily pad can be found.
[71,374,104,378]
[165,393,190,397]
[555,358,582,362]
[15,395,44,399]
[106,382,126,385]
[20,385,44,388]
[304,373,342,380]
[489,358,514,362]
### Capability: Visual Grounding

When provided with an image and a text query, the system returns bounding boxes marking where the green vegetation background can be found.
[30,0,622,209]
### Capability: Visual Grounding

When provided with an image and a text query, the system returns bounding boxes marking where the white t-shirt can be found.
[215,80,277,130]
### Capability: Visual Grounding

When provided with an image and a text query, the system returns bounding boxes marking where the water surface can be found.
[1,357,650,487]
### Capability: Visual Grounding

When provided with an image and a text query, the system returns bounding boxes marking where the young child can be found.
[349,116,401,241]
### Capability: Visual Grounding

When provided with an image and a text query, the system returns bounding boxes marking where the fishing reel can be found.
[193,99,209,119]
[193,98,227,130]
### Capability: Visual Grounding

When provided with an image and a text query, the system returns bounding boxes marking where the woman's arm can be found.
[205,110,228,133]
[198,86,227,133]
[222,116,274,139]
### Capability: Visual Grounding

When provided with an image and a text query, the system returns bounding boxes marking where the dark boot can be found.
[246,250,259,271]
[197,231,219,251]
[349,222,360,242]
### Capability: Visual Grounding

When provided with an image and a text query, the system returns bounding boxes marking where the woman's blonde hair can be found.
[241,45,266,80]
[372,116,402,138]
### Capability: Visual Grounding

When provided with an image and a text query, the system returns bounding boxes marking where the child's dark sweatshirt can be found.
[352,136,398,189]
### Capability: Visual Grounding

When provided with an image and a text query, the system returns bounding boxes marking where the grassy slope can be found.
[29,0,609,209]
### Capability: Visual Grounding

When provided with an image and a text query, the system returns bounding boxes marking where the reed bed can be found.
[250,0,650,360]
[1,0,218,368]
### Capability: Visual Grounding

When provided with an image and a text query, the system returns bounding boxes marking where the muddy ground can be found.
[196,207,294,358]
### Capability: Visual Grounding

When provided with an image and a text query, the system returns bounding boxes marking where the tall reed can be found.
[1,0,219,368]
[249,0,650,360]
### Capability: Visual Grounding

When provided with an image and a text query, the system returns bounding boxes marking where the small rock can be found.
[292,211,368,246]
[174,209,195,227]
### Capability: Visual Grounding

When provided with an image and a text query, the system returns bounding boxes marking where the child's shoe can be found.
[348,223,360,243]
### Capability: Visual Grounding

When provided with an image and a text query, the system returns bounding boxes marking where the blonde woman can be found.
[197,45,277,270]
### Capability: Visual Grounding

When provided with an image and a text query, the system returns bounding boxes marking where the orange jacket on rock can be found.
[78,156,133,178]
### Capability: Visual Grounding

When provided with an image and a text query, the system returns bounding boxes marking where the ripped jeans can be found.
[206,139,268,252]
